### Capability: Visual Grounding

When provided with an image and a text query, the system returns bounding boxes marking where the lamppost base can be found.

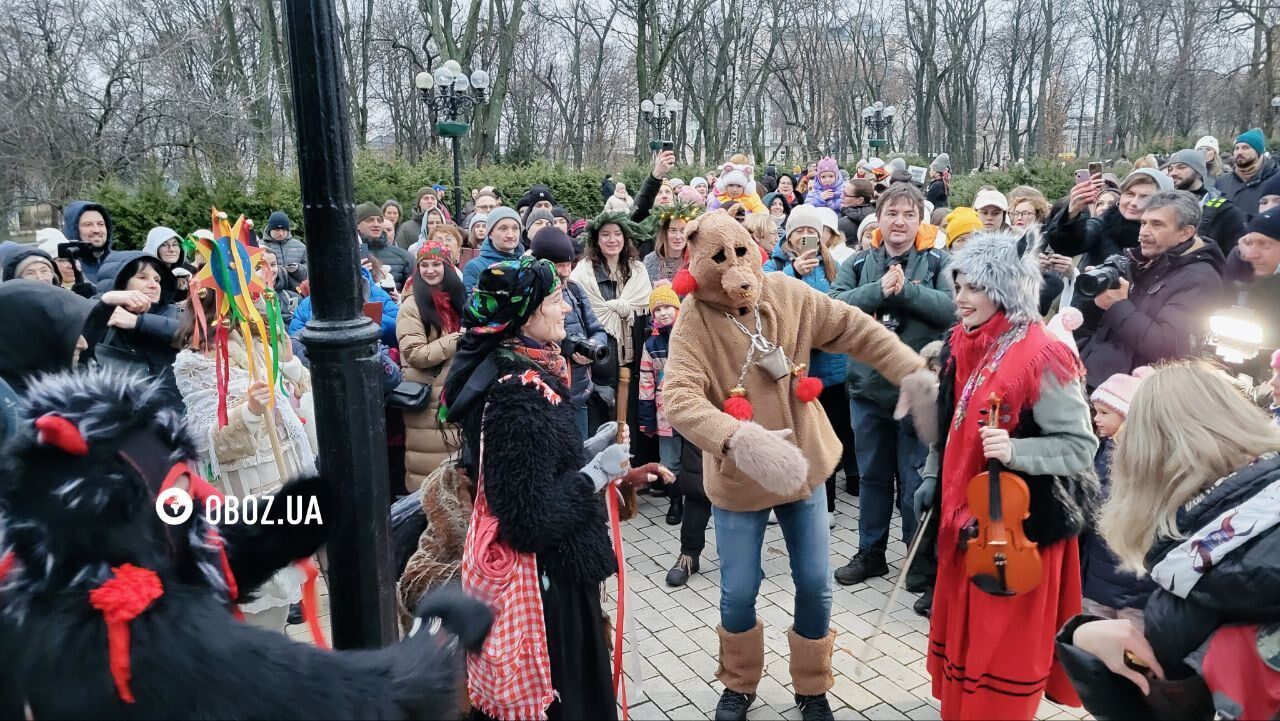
[436,121,471,138]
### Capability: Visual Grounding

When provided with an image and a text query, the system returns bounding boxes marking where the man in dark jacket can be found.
[1165,148,1247,255]
[837,179,876,248]
[62,200,114,284]
[462,206,525,295]
[829,183,953,586]
[530,227,607,438]
[1080,190,1225,389]
[356,202,413,287]
[601,174,616,203]
[263,211,308,285]
[1215,128,1280,219]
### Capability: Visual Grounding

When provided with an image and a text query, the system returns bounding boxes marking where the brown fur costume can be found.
[397,461,474,630]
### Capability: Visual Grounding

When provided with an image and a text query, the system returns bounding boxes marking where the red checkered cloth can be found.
[461,430,555,720]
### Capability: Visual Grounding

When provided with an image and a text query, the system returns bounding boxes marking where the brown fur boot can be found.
[788,627,836,696]
[715,622,765,694]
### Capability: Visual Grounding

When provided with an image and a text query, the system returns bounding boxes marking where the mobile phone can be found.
[661,140,674,152]
[799,234,820,254]
[358,243,369,261]
[57,241,94,260]
[1088,161,1103,176]
[1074,169,1091,184]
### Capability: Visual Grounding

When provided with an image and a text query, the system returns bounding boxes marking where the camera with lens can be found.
[1076,254,1132,298]
[877,256,906,332]
[565,333,608,362]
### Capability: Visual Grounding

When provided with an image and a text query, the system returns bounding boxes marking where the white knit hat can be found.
[785,204,825,237]
[1195,135,1220,154]
[720,169,750,189]
[973,188,1009,211]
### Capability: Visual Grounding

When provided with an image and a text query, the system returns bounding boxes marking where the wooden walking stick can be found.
[615,367,639,520]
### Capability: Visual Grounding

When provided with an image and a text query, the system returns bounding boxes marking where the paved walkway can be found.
[291,478,1093,720]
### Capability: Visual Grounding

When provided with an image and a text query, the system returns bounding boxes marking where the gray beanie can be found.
[1167,149,1209,182]
[524,208,555,232]
[1121,168,1174,193]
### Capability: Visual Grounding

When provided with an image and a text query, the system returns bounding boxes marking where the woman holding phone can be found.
[764,204,853,519]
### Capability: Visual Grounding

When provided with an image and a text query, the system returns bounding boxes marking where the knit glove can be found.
[583,422,618,458]
[913,472,938,519]
[581,443,631,492]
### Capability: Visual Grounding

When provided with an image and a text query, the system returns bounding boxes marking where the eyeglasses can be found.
[1011,211,1038,220]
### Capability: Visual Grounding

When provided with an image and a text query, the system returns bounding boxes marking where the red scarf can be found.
[510,341,571,389]
[940,313,1083,535]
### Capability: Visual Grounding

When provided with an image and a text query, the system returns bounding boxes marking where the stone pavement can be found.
[290,477,1094,720]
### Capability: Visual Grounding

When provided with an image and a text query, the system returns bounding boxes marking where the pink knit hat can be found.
[1271,349,1280,370]
[816,156,839,175]
[1090,366,1155,416]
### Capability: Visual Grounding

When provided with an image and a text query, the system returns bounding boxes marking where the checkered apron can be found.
[461,431,555,720]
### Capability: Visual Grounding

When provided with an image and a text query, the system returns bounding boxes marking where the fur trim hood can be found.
[945,229,1044,323]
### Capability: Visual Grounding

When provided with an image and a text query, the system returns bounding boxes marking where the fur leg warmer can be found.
[716,622,766,695]
[788,627,836,696]
[894,369,940,445]
[726,423,808,496]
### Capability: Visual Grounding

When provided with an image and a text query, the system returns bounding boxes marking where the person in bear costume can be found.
[661,210,938,720]
[0,369,491,719]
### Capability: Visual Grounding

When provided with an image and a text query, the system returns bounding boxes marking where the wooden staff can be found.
[616,367,639,520]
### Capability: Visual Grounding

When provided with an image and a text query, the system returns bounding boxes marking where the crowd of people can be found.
[1,127,1279,721]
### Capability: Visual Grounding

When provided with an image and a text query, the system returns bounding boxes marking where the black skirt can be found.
[472,573,617,721]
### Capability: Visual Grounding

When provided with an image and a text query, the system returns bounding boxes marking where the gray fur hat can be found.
[946,229,1044,323]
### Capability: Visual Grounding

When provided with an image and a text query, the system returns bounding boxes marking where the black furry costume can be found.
[0,369,490,719]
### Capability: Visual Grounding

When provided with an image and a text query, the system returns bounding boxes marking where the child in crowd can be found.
[805,156,844,211]
[1080,367,1157,623]
[709,156,767,213]
[640,285,684,526]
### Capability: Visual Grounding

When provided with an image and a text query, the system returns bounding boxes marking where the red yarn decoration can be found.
[723,395,754,421]
[795,375,824,403]
[88,564,164,704]
[671,268,698,297]
[34,414,89,456]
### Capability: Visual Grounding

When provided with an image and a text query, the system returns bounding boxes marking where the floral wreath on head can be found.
[585,211,650,247]
[650,199,703,228]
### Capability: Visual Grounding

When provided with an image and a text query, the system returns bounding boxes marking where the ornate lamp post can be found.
[640,92,682,150]
[415,61,490,222]
[861,101,896,155]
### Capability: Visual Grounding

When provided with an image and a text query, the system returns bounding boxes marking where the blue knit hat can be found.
[1236,128,1266,156]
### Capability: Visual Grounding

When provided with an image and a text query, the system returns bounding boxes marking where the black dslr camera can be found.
[877,255,907,332]
[1076,254,1132,298]
[565,333,608,362]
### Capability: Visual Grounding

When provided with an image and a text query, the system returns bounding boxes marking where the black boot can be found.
[286,602,304,626]
[664,554,699,587]
[714,690,755,721]
[665,495,684,525]
[795,694,834,721]
[913,586,934,617]
[833,551,888,586]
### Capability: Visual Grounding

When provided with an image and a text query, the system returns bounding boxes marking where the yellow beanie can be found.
[649,285,681,313]
[944,207,983,247]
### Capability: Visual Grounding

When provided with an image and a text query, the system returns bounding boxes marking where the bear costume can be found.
[0,369,490,719]
[662,210,936,720]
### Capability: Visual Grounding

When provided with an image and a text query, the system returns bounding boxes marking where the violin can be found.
[964,393,1041,596]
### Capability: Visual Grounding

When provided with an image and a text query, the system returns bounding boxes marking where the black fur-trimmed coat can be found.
[457,351,617,587]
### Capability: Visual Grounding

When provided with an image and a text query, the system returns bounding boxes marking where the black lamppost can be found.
[640,92,682,150]
[282,0,396,648]
[416,61,490,222]
[861,101,896,156]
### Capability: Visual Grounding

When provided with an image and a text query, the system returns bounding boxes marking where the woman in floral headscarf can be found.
[442,256,670,721]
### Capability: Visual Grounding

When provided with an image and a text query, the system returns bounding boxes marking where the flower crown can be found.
[653,200,703,226]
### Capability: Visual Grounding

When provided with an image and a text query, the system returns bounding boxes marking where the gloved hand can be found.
[583,421,618,458]
[726,422,808,496]
[581,443,632,492]
[913,473,938,519]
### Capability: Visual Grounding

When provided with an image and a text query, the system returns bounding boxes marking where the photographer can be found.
[1076,190,1225,389]
[531,226,608,438]
[829,183,952,587]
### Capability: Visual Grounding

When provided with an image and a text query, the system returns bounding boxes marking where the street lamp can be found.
[640,92,682,151]
[862,102,895,155]
[415,62,490,222]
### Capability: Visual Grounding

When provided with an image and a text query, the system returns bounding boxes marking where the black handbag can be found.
[386,380,431,411]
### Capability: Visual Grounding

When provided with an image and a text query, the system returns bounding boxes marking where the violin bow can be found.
[848,505,935,674]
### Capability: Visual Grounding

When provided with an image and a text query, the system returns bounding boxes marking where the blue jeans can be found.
[574,397,589,440]
[713,484,831,639]
[850,396,926,555]
[658,433,683,478]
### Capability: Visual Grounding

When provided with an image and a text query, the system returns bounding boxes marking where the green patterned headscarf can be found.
[463,256,561,335]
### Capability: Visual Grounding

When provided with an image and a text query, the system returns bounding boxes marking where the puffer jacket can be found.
[1215,155,1280,218]
[1078,236,1224,389]
[289,267,399,347]
[1079,439,1158,610]
[675,435,705,501]
[638,321,673,436]
[396,283,461,491]
[805,179,843,211]
[93,251,183,405]
[461,239,523,295]
[765,239,847,387]
[1057,452,1280,720]
[837,204,875,249]
[62,200,114,283]
[563,281,607,403]
[262,234,309,284]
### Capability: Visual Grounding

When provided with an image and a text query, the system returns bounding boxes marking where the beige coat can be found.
[396,285,462,491]
[663,211,923,512]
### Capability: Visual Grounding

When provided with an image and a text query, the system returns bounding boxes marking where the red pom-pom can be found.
[34,413,89,456]
[795,375,823,403]
[672,267,698,297]
[723,395,754,421]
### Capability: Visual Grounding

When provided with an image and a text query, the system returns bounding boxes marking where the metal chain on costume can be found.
[725,306,786,389]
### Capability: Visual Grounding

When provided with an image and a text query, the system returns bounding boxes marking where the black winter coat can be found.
[563,281,608,403]
[457,350,617,587]
[1189,188,1247,256]
[1079,440,1157,610]
[925,178,948,207]
[92,252,183,404]
[1078,236,1224,388]
[675,435,706,501]
[366,236,413,287]
[1215,156,1280,219]
[1057,452,1280,720]
[837,204,875,248]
